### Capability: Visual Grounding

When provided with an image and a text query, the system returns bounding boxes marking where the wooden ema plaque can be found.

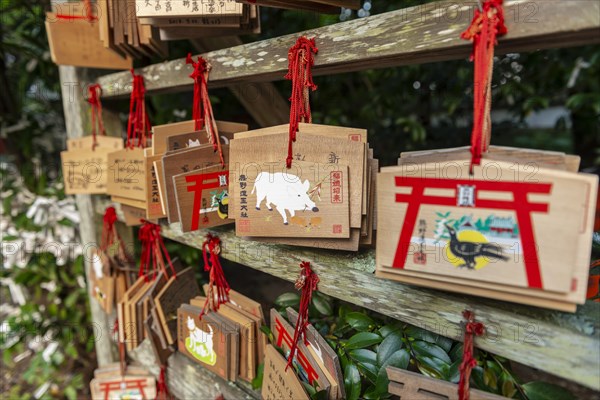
[89,250,114,314]
[177,304,233,380]
[152,120,244,155]
[61,136,124,194]
[136,0,243,18]
[203,284,268,364]
[106,147,147,202]
[262,344,309,400]
[167,131,205,152]
[120,204,146,226]
[173,164,232,233]
[287,308,345,399]
[190,297,257,382]
[66,136,124,152]
[161,144,230,223]
[386,366,505,400]
[270,309,330,396]
[376,158,598,310]
[155,267,201,345]
[145,152,166,219]
[232,160,350,238]
[45,12,132,69]
[231,126,366,229]
[90,375,156,400]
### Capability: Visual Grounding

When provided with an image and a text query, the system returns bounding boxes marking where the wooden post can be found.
[58,66,115,367]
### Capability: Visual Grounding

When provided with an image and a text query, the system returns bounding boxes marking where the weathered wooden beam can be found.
[190,36,289,127]
[130,339,259,399]
[98,0,600,99]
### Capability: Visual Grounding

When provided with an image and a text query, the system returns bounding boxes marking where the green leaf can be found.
[312,390,328,400]
[312,292,333,316]
[502,379,517,398]
[344,363,361,400]
[405,326,438,343]
[471,366,487,390]
[251,363,264,390]
[522,382,576,400]
[446,359,461,383]
[376,332,403,367]
[64,386,77,400]
[412,341,451,364]
[415,361,441,380]
[434,336,454,353]
[356,361,378,384]
[345,332,382,350]
[416,356,449,380]
[348,349,377,365]
[379,322,403,338]
[483,367,498,390]
[345,312,375,331]
[374,350,410,395]
[303,382,317,397]
[275,292,300,308]
[362,385,382,399]
[260,325,272,337]
[449,343,463,362]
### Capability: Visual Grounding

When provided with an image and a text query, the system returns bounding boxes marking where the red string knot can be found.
[103,206,117,230]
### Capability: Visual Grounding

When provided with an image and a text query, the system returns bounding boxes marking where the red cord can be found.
[186,54,224,168]
[138,221,176,281]
[156,365,171,399]
[458,310,485,400]
[461,0,507,173]
[87,84,106,150]
[285,37,318,168]
[285,261,319,371]
[100,206,118,252]
[200,234,230,317]
[127,70,152,149]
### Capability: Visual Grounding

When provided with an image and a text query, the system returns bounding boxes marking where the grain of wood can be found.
[97,0,600,98]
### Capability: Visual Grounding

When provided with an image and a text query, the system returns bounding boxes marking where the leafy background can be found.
[1,0,599,398]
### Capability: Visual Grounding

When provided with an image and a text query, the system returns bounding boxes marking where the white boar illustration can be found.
[252,172,319,225]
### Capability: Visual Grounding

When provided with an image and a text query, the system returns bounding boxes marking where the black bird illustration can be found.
[216,194,229,220]
[445,224,509,269]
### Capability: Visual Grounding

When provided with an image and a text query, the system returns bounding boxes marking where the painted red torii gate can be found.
[392,176,552,289]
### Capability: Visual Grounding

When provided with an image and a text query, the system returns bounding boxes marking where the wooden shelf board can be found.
[97,0,600,99]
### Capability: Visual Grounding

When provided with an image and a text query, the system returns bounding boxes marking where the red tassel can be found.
[285,261,319,371]
[285,37,318,169]
[186,53,224,168]
[127,70,152,149]
[101,206,118,251]
[458,310,485,400]
[156,365,172,400]
[87,84,106,150]
[138,221,176,281]
[461,0,507,173]
[200,234,230,317]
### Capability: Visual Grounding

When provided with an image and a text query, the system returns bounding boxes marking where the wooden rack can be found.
[59,0,600,397]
